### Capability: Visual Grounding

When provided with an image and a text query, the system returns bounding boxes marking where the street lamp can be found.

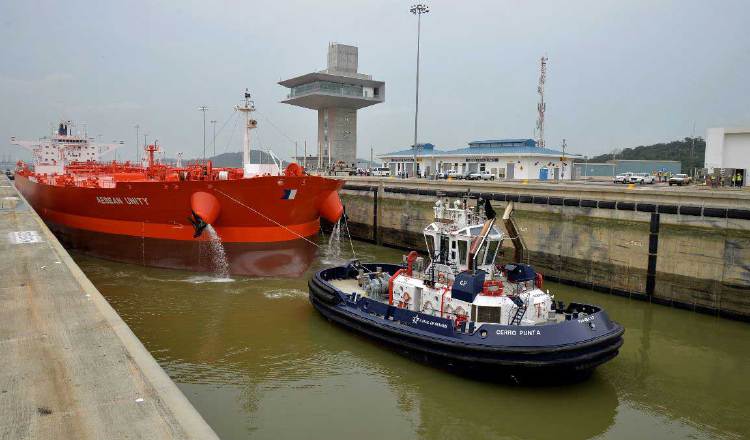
[210,120,217,158]
[198,106,208,160]
[135,124,140,163]
[410,3,429,178]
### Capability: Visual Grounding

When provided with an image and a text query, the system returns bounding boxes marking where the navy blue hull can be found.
[309,264,624,381]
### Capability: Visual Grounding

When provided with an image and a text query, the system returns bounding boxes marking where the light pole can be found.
[584,155,589,180]
[210,120,217,158]
[410,3,429,178]
[135,124,140,164]
[198,106,208,160]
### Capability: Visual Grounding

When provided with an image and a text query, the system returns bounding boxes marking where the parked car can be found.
[629,173,655,184]
[372,167,391,177]
[614,172,633,183]
[446,169,463,179]
[668,173,691,186]
[467,170,495,180]
[436,171,447,179]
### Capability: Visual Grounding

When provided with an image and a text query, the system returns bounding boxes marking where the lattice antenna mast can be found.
[536,56,548,147]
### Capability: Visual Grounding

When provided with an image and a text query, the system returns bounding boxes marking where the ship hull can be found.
[15,174,342,276]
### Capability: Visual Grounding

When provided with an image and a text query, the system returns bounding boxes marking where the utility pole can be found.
[691,121,696,178]
[536,56,548,147]
[410,3,429,178]
[294,141,298,163]
[198,106,208,160]
[135,124,140,164]
[210,119,217,158]
[370,146,374,169]
[304,140,307,169]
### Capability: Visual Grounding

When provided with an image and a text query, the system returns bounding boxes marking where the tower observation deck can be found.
[279,43,385,169]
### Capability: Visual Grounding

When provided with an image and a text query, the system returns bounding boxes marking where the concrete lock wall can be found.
[336,181,750,321]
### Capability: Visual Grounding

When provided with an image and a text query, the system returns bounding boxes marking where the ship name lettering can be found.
[96,196,124,205]
[124,197,149,206]
[497,329,541,336]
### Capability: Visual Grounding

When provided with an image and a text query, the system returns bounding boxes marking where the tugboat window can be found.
[477,306,501,323]
[457,240,469,266]
[485,240,499,265]
[425,235,435,259]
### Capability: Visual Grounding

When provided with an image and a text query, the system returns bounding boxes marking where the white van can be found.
[372,167,391,177]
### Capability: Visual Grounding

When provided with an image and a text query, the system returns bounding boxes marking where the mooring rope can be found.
[214,188,320,248]
[342,215,358,260]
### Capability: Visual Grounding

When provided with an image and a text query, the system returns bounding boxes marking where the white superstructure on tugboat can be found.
[379,198,555,332]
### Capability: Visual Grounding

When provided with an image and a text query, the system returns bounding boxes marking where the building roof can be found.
[468,139,537,147]
[278,71,384,88]
[378,143,435,157]
[440,145,580,157]
[379,140,581,158]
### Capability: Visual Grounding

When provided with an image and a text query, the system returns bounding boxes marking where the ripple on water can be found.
[263,289,307,300]
[183,275,235,284]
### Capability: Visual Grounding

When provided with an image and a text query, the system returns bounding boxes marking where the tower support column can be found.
[318,107,357,168]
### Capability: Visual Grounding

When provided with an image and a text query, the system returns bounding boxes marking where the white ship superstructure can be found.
[10,121,120,174]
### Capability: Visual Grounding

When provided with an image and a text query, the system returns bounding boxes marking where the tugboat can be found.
[308,197,624,381]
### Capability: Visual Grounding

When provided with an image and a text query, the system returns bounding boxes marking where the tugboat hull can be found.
[309,264,624,381]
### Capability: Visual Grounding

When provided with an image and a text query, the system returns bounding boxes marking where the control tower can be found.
[279,43,385,169]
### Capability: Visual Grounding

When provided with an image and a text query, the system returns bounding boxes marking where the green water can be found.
[74,239,750,440]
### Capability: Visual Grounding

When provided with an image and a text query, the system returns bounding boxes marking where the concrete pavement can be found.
[0,175,218,439]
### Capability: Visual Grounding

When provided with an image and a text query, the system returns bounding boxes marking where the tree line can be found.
[579,137,706,172]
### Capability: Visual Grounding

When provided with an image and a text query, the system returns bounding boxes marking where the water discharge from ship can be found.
[204,224,231,281]
[323,219,343,264]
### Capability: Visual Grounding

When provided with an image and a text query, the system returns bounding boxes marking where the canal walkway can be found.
[0,175,218,439]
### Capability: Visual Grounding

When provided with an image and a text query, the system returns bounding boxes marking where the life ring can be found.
[455,313,468,328]
[398,291,411,308]
[535,272,544,289]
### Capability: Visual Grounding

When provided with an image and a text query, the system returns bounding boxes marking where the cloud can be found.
[0,72,74,90]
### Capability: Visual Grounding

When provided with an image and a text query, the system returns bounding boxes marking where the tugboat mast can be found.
[235,89,258,178]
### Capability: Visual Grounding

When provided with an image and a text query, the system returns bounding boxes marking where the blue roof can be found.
[468,139,537,147]
[441,145,580,157]
[378,143,435,157]
[379,139,581,158]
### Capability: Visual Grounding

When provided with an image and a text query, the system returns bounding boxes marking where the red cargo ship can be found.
[12,92,343,276]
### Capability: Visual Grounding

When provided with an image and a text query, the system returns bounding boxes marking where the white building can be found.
[380,139,580,180]
[705,127,749,186]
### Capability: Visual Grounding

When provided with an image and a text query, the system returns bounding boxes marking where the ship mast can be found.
[235,89,258,178]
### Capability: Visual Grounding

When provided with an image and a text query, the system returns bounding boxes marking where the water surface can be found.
[75,239,750,440]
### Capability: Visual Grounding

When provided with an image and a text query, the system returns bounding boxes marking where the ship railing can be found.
[434,208,482,230]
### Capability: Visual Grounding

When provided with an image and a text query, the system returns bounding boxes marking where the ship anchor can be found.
[188,211,208,238]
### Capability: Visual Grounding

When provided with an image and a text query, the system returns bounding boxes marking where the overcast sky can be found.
[1,0,748,163]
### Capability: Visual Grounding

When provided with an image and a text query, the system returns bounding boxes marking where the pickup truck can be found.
[629,173,655,184]
[614,172,633,184]
[668,174,691,186]
[467,170,495,180]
